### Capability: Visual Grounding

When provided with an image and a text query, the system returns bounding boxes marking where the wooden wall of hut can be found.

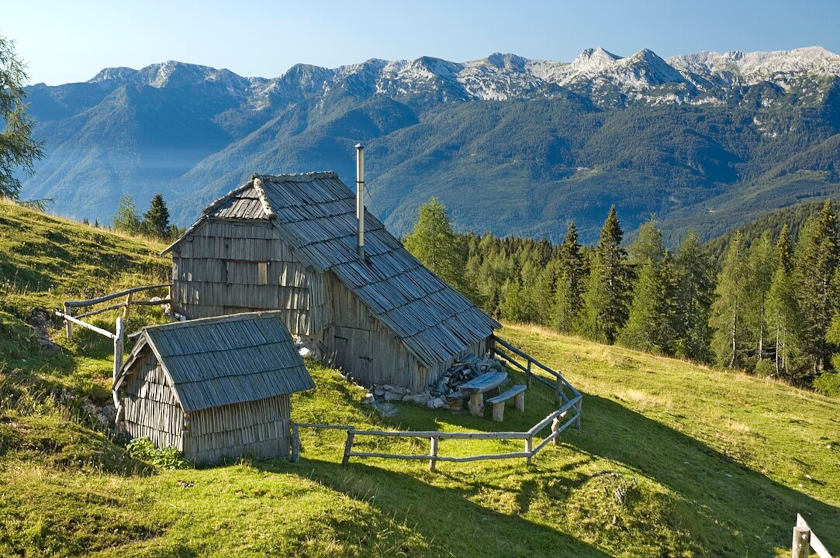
[182,395,291,464]
[322,273,489,392]
[122,353,186,451]
[171,219,326,340]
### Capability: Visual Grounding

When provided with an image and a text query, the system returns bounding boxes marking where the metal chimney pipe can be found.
[355,143,365,258]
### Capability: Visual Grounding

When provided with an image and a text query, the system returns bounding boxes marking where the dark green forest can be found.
[406,197,840,395]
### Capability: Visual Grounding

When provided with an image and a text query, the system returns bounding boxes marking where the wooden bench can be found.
[486,384,526,422]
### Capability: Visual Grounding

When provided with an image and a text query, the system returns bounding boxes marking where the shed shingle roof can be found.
[164,172,500,366]
[124,312,314,412]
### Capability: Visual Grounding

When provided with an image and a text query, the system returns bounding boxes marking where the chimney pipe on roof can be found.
[355,143,365,258]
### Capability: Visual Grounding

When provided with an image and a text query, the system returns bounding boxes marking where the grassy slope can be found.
[1,201,838,557]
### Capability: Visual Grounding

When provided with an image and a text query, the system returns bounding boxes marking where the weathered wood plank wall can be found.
[171,219,326,339]
[122,355,185,451]
[183,395,290,464]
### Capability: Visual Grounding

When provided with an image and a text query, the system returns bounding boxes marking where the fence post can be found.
[792,525,810,558]
[341,430,355,466]
[551,417,561,446]
[429,436,439,472]
[526,360,532,388]
[525,436,533,465]
[575,398,582,430]
[112,317,124,409]
[290,422,300,463]
[64,302,72,339]
[123,292,133,322]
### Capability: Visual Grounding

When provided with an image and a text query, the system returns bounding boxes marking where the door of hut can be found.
[334,326,371,379]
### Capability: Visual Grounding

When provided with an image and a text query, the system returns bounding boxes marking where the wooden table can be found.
[459,371,508,417]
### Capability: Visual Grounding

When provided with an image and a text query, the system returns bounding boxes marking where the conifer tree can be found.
[552,222,585,332]
[618,259,663,352]
[580,206,630,343]
[112,193,142,234]
[0,35,43,199]
[673,231,714,361]
[710,233,750,367]
[405,198,468,294]
[766,225,798,377]
[142,193,171,239]
[793,201,840,374]
[628,219,664,266]
[745,231,774,365]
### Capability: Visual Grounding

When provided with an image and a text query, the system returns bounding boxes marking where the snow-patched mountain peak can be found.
[89,66,139,84]
[570,47,621,72]
[668,46,840,85]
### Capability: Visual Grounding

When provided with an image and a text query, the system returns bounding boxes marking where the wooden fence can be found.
[292,336,582,470]
[55,284,171,409]
[793,513,833,558]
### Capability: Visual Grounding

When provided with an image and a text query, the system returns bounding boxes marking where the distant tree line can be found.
[405,198,840,395]
[111,193,183,241]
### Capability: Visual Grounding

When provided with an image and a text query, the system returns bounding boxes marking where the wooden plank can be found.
[351,429,530,440]
[55,311,116,339]
[65,283,170,308]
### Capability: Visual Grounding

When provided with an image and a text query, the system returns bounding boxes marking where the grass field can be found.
[1,201,838,557]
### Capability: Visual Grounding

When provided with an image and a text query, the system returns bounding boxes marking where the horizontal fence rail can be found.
[58,284,171,340]
[293,339,582,471]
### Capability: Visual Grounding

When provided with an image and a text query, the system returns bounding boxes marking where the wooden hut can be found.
[114,311,315,464]
[162,171,500,392]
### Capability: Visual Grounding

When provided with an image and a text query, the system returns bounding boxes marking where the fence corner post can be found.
[341,430,355,466]
[574,398,582,430]
[792,525,810,558]
[525,436,533,465]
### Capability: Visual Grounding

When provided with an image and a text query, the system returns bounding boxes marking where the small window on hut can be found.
[258,262,268,285]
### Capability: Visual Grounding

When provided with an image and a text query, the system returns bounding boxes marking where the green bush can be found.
[813,372,840,396]
[125,436,190,470]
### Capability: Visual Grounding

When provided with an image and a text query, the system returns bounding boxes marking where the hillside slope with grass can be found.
[1,201,838,557]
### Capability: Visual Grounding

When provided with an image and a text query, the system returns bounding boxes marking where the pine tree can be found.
[673,231,714,361]
[793,201,840,374]
[766,225,799,377]
[618,259,662,352]
[745,231,774,366]
[142,193,171,239]
[552,222,585,332]
[710,233,751,367]
[580,207,630,343]
[112,193,142,234]
[0,35,43,198]
[628,219,664,266]
[405,198,468,294]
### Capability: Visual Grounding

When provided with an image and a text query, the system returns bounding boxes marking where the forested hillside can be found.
[406,198,840,394]
[20,47,840,243]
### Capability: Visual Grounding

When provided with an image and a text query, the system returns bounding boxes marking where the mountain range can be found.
[20,46,840,243]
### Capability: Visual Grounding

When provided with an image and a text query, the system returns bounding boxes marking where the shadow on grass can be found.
[562,394,840,555]
[256,457,613,558]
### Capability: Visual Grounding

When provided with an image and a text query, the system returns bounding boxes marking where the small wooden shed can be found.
[114,311,315,464]
[162,171,500,392]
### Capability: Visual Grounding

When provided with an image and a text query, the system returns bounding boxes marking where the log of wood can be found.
[55,311,116,340]
[491,402,505,422]
[64,283,170,308]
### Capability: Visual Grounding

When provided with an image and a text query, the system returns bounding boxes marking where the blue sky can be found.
[4,0,839,85]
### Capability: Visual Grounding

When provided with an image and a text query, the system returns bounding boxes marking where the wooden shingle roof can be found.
[120,312,314,412]
[164,172,501,367]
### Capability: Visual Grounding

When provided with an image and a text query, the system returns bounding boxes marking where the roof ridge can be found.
[253,171,338,183]
[144,311,285,332]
